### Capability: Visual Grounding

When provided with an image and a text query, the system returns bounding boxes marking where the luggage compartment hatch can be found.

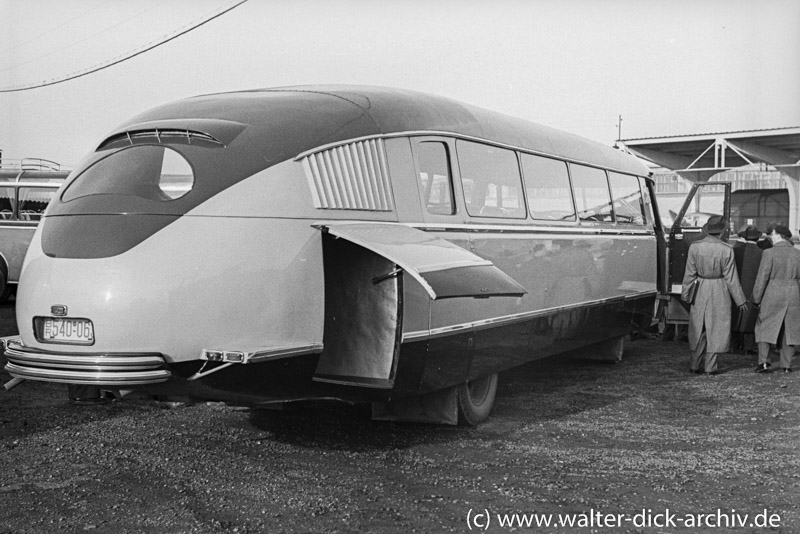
[315,222,527,300]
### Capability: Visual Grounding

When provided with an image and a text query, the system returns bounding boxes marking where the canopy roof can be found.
[619,127,800,181]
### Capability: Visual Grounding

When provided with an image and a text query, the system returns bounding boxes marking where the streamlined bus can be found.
[3,86,664,424]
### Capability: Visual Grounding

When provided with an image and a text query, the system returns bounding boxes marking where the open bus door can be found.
[663,181,732,332]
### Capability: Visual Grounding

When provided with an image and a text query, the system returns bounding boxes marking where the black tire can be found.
[0,263,9,304]
[456,373,498,426]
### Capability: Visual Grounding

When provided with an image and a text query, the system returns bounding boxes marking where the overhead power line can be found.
[0,0,248,93]
[0,0,172,72]
[0,0,113,58]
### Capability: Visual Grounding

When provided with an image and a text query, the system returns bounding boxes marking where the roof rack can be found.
[0,158,66,171]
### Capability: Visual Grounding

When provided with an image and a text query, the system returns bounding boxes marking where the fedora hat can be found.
[738,226,761,241]
[704,215,726,235]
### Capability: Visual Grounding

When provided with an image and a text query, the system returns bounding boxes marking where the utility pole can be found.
[613,115,623,149]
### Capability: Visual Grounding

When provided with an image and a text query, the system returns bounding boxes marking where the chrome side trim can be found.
[0,223,37,229]
[245,342,324,363]
[188,343,324,381]
[4,341,171,386]
[408,222,656,237]
[401,290,657,342]
[401,330,430,343]
[311,219,657,237]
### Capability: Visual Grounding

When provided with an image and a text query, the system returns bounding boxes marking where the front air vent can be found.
[301,139,393,211]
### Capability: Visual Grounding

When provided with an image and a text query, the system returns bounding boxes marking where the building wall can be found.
[652,164,783,195]
[652,165,787,230]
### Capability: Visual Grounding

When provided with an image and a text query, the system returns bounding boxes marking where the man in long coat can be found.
[732,226,764,352]
[751,225,800,373]
[681,215,748,374]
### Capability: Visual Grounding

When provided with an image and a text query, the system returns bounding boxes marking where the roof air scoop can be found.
[97,118,248,151]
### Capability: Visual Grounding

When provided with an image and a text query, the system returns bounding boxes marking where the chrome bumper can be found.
[3,339,171,386]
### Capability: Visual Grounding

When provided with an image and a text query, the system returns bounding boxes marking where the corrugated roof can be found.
[622,126,800,143]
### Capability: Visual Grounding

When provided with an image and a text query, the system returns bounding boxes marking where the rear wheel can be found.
[456,373,498,426]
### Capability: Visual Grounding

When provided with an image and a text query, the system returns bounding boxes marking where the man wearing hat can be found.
[751,224,800,373]
[681,215,748,374]
[758,223,775,250]
[732,225,764,353]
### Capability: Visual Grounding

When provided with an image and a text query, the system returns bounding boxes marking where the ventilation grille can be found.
[98,129,224,150]
[301,139,393,210]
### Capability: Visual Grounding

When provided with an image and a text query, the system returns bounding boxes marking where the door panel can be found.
[313,235,401,388]
[667,181,731,293]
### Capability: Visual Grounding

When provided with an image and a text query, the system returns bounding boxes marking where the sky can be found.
[0,0,798,168]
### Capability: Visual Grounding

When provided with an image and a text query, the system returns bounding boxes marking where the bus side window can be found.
[608,172,645,225]
[416,141,455,215]
[18,187,57,221]
[520,153,575,221]
[570,164,613,223]
[456,140,525,218]
[0,187,14,219]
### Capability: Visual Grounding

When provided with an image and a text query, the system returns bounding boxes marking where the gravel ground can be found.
[2,299,799,533]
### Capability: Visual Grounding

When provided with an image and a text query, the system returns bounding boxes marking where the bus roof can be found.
[111,85,649,177]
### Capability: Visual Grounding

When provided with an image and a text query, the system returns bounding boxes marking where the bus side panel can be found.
[469,297,637,380]
[427,233,656,331]
[385,136,432,397]
[17,217,325,361]
[383,136,431,345]
[385,137,425,224]
[190,158,400,223]
[0,225,36,282]
[417,232,656,391]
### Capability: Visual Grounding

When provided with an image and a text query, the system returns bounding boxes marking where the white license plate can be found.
[42,318,94,344]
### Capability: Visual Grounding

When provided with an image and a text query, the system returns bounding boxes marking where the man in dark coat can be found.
[757,224,774,250]
[681,215,748,374]
[732,226,764,353]
[751,225,800,373]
